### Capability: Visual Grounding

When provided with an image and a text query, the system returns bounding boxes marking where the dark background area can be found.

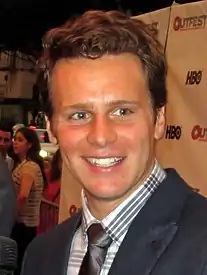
[0,0,202,55]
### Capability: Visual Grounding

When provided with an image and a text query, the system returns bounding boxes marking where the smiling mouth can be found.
[84,157,125,168]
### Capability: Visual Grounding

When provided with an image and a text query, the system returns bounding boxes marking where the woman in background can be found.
[11,127,47,275]
[37,149,62,235]
[44,149,62,204]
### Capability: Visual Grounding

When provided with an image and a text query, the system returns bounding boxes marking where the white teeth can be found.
[86,157,123,167]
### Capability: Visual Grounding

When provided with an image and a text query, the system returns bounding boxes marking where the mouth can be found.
[84,157,125,168]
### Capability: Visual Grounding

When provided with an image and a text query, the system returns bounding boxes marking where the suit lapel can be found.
[47,212,82,275]
[108,169,193,275]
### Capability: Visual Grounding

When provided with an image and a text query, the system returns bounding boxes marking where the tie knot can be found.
[87,223,112,248]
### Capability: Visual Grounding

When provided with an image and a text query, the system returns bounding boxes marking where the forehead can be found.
[0,130,11,139]
[50,53,148,106]
[15,131,25,138]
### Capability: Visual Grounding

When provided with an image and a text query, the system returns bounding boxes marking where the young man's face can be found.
[49,53,165,207]
[0,130,12,157]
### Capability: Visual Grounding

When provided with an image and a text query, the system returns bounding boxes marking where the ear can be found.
[154,106,165,140]
[45,115,58,145]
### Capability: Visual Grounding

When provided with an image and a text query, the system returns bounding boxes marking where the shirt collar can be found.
[81,160,166,244]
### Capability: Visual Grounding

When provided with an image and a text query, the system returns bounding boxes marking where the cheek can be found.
[56,125,85,153]
[18,144,25,151]
[118,121,152,148]
[23,144,29,151]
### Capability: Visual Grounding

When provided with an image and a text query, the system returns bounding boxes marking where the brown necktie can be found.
[78,223,112,275]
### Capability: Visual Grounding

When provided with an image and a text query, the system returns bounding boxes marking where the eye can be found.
[111,108,133,117]
[70,112,90,120]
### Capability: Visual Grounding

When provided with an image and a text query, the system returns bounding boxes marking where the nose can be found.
[87,116,117,148]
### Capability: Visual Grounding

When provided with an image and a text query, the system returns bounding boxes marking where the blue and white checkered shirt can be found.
[67,160,166,275]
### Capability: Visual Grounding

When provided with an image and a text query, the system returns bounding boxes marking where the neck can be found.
[19,155,26,162]
[86,195,124,220]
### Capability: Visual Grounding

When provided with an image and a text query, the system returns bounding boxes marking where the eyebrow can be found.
[62,100,140,110]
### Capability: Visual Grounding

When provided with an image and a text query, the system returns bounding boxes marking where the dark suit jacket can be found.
[0,153,16,236]
[21,169,207,275]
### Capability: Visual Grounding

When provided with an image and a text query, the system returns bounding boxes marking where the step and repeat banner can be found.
[59,165,81,223]
[156,0,207,196]
[59,0,207,222]
[133,6,171,46]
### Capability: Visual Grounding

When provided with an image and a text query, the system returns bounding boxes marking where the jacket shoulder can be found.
[21,213,81,275]
[184,191,207,226]
[33,212,80,248]
[165,169,207,227]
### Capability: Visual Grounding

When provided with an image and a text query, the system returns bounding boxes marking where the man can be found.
[0,121,16,236]
[21,10,207,275]
[0,152,16,236]
[0,121,14,171]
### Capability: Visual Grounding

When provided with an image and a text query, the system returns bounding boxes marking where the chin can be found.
[85,186,126,201]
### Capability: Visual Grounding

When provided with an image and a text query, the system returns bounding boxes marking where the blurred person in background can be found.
[11,127,47,275]
[0,120,14,170]
[0,152,16,236]
[44,149,62,204]
[37,149,62,235]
